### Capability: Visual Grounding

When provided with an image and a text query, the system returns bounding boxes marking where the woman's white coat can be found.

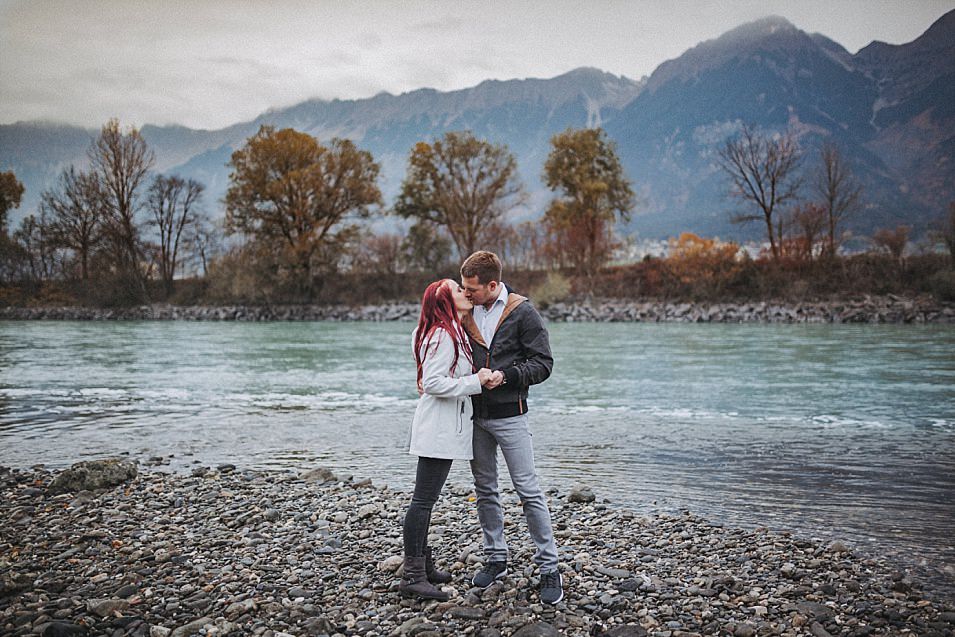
[408,328,482,459]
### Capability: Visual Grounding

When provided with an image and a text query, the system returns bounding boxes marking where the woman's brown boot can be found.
[399,555,449,600]
[424,546,452,584]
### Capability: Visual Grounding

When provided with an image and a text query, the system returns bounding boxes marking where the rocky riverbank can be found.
[2,462,953,637]
[1,295,953,323]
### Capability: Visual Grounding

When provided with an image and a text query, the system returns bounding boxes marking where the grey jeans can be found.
[470,414,559,570]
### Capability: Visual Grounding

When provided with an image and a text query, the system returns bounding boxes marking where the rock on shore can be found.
[2,464,953,637]
[1,294,953,323]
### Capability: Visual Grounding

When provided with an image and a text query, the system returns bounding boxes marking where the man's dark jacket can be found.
[463,291,553,419]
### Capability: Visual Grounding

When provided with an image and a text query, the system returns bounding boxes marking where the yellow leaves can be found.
[667,233,742,285]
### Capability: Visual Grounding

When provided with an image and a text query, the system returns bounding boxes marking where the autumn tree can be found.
[0,171,25,236]
[816,142,861,257]
[147,175,205,296]
[395,131,524,258]
[40,167,105,280]
[666,232,742,296]
[543,127,634,276]
[225,126,382,298]
[89,119,155,293]
[717,125,802,260]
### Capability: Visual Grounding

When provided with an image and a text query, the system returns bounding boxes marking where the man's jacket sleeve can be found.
[502,306,553,387]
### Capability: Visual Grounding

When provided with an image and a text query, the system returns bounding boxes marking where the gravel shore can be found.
[2,463,953,637]
[1,295,953,323]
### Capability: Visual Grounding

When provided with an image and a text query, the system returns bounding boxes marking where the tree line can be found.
[1,119,953,306]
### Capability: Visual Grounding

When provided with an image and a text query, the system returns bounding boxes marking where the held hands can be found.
[478,368,505,389]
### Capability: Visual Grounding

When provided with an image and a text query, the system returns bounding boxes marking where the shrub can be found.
[928,269,955,302]
[530,272,571,308]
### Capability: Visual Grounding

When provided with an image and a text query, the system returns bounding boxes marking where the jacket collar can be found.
[462,292,527,348]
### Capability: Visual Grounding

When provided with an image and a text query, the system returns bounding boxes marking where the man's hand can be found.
[417,378,423,396]
[483,370,504,389]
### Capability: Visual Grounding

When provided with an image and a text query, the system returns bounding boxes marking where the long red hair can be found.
[414,279,473,384]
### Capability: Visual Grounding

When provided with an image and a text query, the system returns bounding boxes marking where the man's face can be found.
[462,275,498,307]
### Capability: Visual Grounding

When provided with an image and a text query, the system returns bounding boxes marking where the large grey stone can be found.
[568,485,596,503]
[512,623,560,637]
[170,617,213,637]
[301,467,337,483]
[48,458,137,494]
[41,623,89,636]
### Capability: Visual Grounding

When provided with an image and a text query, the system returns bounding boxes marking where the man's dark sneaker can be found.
[472,561,507,588]
[539,569,563,604]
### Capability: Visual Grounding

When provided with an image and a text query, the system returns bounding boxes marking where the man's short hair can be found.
[461,251,503,284]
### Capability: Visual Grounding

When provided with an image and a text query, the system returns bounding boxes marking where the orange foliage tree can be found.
[665,233,742,295]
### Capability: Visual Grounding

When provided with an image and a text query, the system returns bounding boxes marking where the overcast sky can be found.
[1,0,952,130]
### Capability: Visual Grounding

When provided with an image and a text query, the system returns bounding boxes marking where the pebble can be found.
[1,463,951,637]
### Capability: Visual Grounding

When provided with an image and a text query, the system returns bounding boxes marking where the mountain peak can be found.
[723,15,799,39]
[645,15,825,92]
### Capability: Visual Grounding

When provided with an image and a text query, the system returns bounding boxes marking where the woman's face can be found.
[447,279,473,314]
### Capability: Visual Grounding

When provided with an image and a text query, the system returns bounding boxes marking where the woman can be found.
[400,279,494,600]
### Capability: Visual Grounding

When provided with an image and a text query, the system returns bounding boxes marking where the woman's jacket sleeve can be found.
[419,331,483,398]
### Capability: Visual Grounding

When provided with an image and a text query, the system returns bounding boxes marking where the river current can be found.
[1,321,953,595]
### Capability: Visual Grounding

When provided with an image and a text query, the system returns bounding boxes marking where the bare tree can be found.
[930,202,955,262]
[13,212,59,281]
[88,119,155,291]
[816,142,861,257]
[873,225,910,267]
[40,167,105,280]
[789,203,827,262]
[717,125,802,260]
[147,175,204,296]
[395,131,524,258]
[184,215,219,277]
[400,222,453,273]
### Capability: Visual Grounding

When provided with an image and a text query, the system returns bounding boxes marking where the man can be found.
[459,250,563,605]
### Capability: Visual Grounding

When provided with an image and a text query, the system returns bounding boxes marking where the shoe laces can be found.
[480,561,504,575]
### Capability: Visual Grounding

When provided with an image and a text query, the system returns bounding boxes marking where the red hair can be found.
[414,279,473,384]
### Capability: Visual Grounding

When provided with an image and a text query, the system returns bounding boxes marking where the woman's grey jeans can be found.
[470,414,559,571]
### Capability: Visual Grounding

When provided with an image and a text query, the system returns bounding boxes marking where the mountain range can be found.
[2,10,953,242]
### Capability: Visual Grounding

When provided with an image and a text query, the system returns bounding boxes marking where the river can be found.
[1,320,953,595]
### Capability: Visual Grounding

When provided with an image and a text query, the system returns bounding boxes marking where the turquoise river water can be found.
[1,321,953,595]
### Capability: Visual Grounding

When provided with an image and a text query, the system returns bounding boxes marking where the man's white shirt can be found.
[473,283,508,346]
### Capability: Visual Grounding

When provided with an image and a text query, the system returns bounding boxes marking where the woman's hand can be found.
[478,368,504,388]
[478,367,494,386]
